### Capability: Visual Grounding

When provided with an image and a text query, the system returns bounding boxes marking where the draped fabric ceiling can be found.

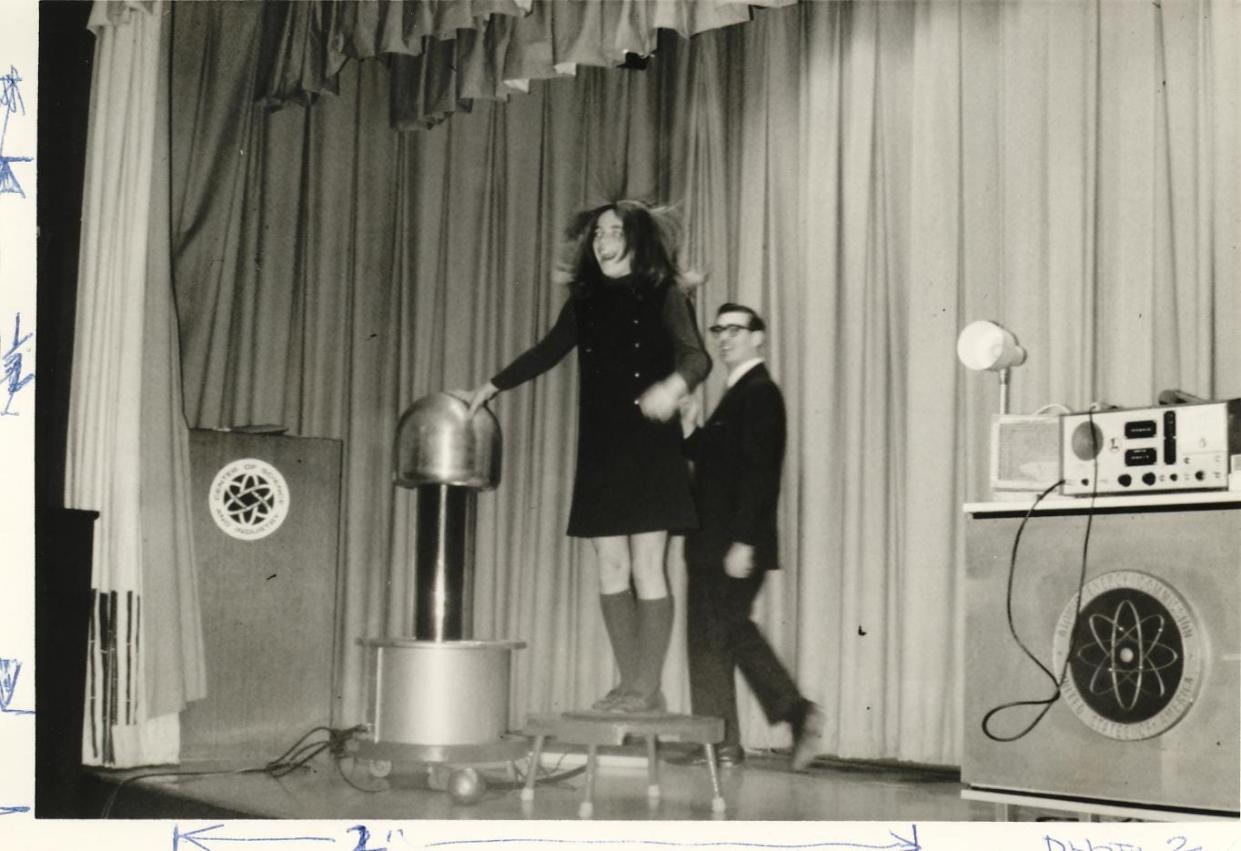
[161,0,1240,766]
[257,0,793,128]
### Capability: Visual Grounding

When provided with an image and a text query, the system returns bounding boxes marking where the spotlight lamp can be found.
[956,320,1027,415]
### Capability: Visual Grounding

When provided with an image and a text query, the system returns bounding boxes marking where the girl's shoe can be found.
[591,686,629,711]
[611,690,667,714]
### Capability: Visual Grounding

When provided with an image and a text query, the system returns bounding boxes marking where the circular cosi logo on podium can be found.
[208,458,290,541]
[1052,570,1202,741]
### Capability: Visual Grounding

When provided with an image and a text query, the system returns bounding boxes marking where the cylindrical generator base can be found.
[360,638,525,746]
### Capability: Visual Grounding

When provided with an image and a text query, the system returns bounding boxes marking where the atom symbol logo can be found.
[1054,571,1199,740]
[1075,598,1181,712]
[222,472,278,527]
[209,458,289,540]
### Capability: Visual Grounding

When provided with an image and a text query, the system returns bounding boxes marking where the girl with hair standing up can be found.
[467,200,710,713]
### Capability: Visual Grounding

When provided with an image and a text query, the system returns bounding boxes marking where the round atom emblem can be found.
[1052,570,1201,741]
[208,458,290,541]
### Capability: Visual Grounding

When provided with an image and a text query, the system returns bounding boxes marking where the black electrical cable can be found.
[268,741,332,778]
[982,411,1099,742]
[523,748,587,789]
[334,755,390,794]
[980,478,1065,742]
[100,724,368,817]
[265,725,334,766]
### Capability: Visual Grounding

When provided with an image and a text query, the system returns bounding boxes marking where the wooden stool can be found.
[522,712,726,818]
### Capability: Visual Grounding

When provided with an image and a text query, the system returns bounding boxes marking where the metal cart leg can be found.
[645,735,661,803]
[521,735,545,803]
[579,744,598,818]
[703,743,726,814]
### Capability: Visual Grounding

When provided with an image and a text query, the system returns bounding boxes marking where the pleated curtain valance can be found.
[256,0,795,129]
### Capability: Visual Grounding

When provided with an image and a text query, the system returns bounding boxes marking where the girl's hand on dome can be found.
[467,381,500,416]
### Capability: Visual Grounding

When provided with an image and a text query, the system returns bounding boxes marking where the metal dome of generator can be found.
[353,392,527,797]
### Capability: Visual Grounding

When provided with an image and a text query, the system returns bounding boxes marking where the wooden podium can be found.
[180,429,343,761]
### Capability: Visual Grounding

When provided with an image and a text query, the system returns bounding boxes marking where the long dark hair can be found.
[559,201,686,297]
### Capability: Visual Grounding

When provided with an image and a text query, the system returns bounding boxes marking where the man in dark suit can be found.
[674,303,825,769]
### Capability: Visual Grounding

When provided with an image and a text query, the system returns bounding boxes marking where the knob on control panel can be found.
[1071,422,1104,461]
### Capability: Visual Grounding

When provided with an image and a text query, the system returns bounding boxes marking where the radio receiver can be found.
[990,414,1061,496]
[1061,398,1241,496]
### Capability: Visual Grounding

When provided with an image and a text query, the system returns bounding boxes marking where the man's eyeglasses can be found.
[708,323,751,339]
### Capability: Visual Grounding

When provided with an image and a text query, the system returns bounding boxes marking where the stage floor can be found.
[82,744,1000,822]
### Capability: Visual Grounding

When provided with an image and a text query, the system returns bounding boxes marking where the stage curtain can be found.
[170,0,691,731]
[256,0,795,129]
[166,0,1238,766]
[65,0,206,768]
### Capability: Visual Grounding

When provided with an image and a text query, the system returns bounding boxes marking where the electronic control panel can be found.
[1061,399,1241,495]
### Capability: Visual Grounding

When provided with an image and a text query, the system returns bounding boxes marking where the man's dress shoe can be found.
[791,702,826,771]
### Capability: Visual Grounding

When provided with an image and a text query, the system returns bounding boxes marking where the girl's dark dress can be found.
[492,275,710,537]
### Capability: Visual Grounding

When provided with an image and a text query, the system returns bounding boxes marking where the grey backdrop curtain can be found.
[169,0,1239,765]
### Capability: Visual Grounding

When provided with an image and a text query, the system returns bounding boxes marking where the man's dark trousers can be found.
[683,362,803,750]
[686,562,802,750]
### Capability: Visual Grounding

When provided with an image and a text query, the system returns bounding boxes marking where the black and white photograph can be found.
[11,0,1241,844]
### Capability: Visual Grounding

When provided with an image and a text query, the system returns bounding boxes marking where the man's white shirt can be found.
[726,357,764,388]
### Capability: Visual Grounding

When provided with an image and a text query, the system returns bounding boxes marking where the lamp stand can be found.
[998,367,1011,416]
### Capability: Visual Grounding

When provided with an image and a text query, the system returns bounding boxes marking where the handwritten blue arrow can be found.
[428,825,920,851]
[0,806,30,816]
[173,824,336,851]
[0,659,33,715]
